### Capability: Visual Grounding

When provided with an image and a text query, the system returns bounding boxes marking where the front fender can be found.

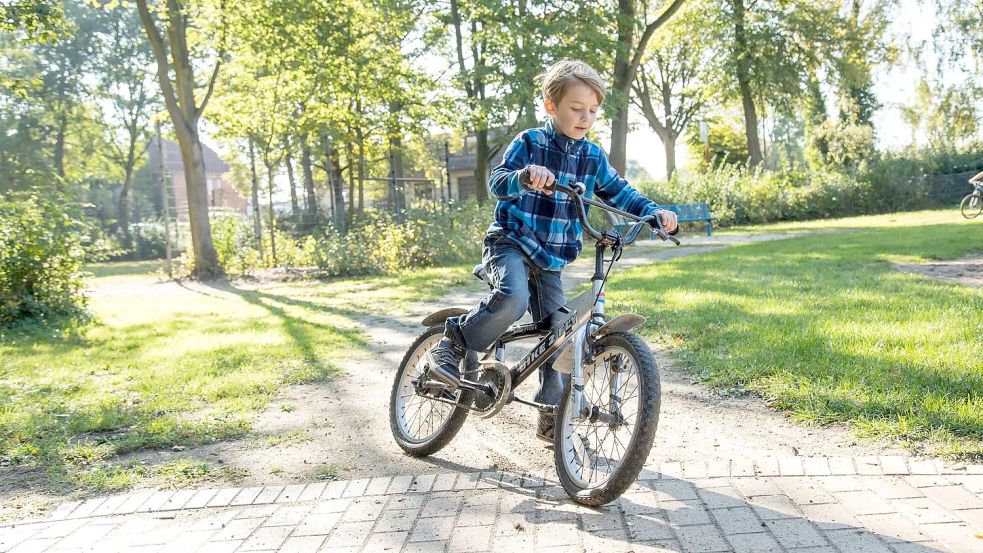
[421,307,470,327]
[591,313,647,338]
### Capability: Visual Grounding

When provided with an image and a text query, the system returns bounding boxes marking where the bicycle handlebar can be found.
[518,168,680,246]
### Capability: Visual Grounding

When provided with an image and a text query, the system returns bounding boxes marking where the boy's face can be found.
[544,82,601,140]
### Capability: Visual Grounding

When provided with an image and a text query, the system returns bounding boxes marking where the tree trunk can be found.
[249,138,264,261]
[118,130,138,249]
[355,131,365,214]
[345,140,356,228]
[451,0,489,204]
[662,132,677,179]
[176,130,221,276]
[301,138,318,226]
[54,112,67,180]
[321,132,346,231]
[609,0,634,174]
[136,0,222,278]
[731,0,763,167]
[389,101,405,211]
[118,167,134,248]
[329,142,345,231]
[474,128,490,204]
[264,158,277,266]
[284,135,299,216]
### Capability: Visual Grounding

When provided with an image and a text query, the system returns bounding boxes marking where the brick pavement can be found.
[2,457,982,552]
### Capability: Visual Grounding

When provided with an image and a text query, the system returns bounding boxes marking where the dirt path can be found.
[162,232,903,488]
[894,254,983,287]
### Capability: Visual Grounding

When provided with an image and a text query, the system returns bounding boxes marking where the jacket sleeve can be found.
[592,147,662,217]
[488,133,530,200]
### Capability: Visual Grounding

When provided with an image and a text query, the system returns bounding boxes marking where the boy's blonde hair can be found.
[539,60,606,105]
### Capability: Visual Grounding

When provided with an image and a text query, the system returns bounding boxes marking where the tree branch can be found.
[135,0,181,122]
[625,0,687,91]
[197,0,226,116]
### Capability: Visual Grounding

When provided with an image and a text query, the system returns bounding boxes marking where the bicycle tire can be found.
[961,193,982,219]
[389,325,476,457]
[553,332,661,506]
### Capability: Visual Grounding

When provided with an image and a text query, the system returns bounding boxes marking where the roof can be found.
[448,147,506,172]
[147,136,230,175]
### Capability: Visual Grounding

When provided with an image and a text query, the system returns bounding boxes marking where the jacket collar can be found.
[544,118,585,154]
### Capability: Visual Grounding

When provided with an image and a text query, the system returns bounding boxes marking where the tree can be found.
[442,0,614,198]
[632,1,714,178]
[0,0,64,44]
[699,0,839,168]
[1,1,109,192]
[92,3,160,248]
[136,0,224,278]
[607,0,687,174]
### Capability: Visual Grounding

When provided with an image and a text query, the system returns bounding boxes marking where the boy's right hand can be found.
[519,165,555,195]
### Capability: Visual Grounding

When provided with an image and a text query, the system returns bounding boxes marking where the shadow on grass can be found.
[613,223,983,457]
[0,279,368,499]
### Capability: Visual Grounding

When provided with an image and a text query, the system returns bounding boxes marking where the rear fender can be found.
[421,307,470,327]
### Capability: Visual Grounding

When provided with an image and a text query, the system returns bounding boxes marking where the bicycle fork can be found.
[570,252,621,425]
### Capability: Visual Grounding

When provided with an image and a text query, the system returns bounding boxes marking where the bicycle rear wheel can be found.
[961,193,982,219]
[553,332,660,506]
[389,326,476,456]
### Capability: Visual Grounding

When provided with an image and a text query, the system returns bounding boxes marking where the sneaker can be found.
[536,411,555,443]
[426,337,465,390]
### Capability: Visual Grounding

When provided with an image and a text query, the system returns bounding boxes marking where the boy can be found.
[428,59,678,441]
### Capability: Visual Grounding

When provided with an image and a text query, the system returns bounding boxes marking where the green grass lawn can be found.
[610,211,983,458]
[717,208,957,235]
[0,262,473,495]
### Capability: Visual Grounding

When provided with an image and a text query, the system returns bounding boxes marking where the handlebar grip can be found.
[518,167,556,192]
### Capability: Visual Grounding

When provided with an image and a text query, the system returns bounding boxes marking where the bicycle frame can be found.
[486,245,609,421]
[448,180,679,422]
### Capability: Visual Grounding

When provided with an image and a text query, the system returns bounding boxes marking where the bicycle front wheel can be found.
[554,332,660,506]
[961,193,982,219]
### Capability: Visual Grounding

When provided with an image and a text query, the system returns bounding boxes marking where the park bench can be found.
[612,203,713,238]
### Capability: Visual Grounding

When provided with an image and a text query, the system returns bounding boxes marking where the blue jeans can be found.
[445,231,569,405]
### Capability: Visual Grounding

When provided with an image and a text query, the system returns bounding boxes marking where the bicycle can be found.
[960,170,983,219]
[389,177,680,506]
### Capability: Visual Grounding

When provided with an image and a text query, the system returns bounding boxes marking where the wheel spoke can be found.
[394,335,462,443]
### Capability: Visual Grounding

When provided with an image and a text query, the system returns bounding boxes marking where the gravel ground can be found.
[168,232,904,487]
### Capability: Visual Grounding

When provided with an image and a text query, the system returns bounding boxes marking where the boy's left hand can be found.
[654,210,678,234]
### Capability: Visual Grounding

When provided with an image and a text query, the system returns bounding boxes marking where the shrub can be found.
[130,222,168,260]
[633,145,981,228]
[0,195,89,328]
[311,199,488,276]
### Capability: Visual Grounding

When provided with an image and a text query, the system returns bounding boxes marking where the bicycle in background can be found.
[960,170,983,219]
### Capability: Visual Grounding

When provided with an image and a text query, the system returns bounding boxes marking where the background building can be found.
[147,136,247,221]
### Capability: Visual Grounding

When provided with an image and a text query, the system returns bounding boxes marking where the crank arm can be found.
[458,378,494,396]
[411,377,494,397]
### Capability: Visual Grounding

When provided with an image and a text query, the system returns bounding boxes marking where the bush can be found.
[192,200,490,277]
[131,222,168,260]
[632,144,982,228]
[0,195,89,328]
[310,200,488,276]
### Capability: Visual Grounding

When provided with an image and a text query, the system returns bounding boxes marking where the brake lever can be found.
[650,216,681,245]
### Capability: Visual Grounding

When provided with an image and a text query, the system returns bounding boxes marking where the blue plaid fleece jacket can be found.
[487,119,663,271]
